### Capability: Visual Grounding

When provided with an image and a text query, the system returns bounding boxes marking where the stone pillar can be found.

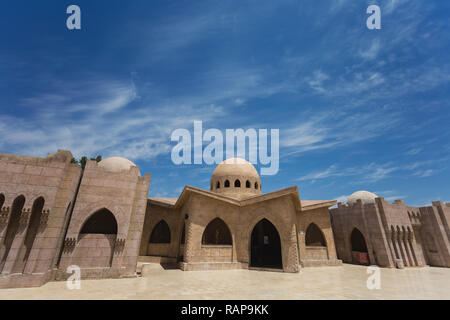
[23,209,50,274]
[2,208,32,275]
[110,236,126,269]
[385,230,397,268]
[408,232,425,266]
[0,207,11,263]
[183,220,195,263]
[285,224,300,273]
[392,233,403,266]
[402,231,415,266]
[397,231,409,267]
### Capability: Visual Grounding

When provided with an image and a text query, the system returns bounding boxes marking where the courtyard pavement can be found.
[0,264,449,300]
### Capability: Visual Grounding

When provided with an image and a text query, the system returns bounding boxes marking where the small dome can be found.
[212,158,259,179]
[98,157,138,174]
[347,191,378,205]
[210,158,261,199]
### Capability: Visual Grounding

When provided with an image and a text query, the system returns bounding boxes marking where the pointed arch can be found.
[234,179,241,188]
[305,223,326,247]
[250,218,282,269]
[216,181,220,189]
[149,220,171,244]
[350,228,368,253]
[350,228,369,265]
[80,208,117,234]
[246,180,251,188]
[73,208,117,269]
[202,218,232,245]
[224,180,230,188]
[0,195,25,272]
[254,182,258,189]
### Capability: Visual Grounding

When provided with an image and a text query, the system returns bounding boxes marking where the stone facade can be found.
[0,150,81,288]
[331,192,450,268]
[139,159,341,273]
[1,150,448,289]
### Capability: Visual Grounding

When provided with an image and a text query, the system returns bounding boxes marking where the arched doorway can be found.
[250,219,282,269]
[76,208,118,268]
[350,228,369,265]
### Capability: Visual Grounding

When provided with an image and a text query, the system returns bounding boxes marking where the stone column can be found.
[23,209,50,274]
[396,231,409,267]
[392,233,403,267]
[110,236,126,277]
[183,220,195,264]
[408,232,425,266]
[2,208,32,275]
[402,231,415,266]
[285,224,300,273]
[0,207,11,263]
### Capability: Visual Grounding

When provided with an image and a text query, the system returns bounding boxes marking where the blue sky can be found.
[1,0,449,205]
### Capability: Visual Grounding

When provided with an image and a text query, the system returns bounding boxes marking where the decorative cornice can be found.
[114,238,126,254]
[39,209,50,227]
[63,237,76,253]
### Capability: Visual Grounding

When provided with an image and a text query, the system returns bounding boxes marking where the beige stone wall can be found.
[139,202,182,259]
[0,150,81,288]
[297,207,340,266]
[331,201,391,267]
[418,202,450,267]
[57,159,150,279]
[330,197,450,269]
[142,192,302,273]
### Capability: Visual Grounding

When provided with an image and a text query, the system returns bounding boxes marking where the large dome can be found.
[98,157,138,174]
[210,158,261,199]
[347,190,378,205]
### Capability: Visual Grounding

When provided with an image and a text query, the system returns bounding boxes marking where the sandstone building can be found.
[0,150,448,289]
[331,191,450,268]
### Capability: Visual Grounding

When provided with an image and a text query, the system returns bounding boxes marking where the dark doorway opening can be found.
[350,228,369,265]
[250,219,282,269]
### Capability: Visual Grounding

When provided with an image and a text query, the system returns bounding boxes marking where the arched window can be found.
[80,209,117,234]
[202,218,232,245]
[246,180,251,188]
[216,181,220,189]
[254,182,258,189]
[234,179,241,188]
[305,223,326,247]
[149,220,171,243]
[224,180,230,188]
[0,194,4,209]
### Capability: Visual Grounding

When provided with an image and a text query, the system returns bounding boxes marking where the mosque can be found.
[0,150,448,288]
